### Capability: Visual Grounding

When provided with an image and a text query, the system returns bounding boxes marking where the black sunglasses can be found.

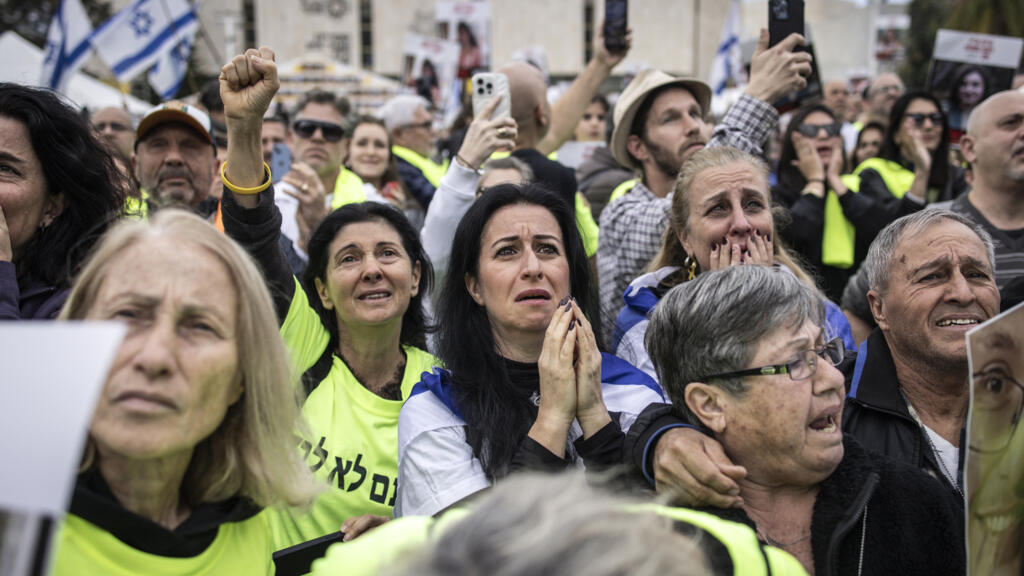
[905,112,943,127]
[796,122,842,138]
[293,119,345,142]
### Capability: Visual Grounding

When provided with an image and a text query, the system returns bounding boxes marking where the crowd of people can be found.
[3,14,1024,576]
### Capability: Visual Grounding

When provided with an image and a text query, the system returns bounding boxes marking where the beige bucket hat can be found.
[610,69,712,170]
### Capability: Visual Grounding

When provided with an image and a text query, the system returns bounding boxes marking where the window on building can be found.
[360,0,373,69]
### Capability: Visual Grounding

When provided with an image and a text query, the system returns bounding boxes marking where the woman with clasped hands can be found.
[645,265,964,575]
[395,184,663,517]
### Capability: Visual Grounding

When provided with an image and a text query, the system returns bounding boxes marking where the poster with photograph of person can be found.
[436,1,491,80]
[927,30,1024,143]
[873,14,909,74]
[967,301,1024,576]
[401,33,461,111]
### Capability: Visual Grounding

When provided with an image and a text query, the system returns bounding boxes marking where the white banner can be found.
[933,29,1024,68]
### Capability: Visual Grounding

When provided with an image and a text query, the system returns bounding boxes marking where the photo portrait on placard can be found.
[967,302,1024,576]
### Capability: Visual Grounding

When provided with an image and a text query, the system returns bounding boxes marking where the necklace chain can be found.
[757,527,812,548]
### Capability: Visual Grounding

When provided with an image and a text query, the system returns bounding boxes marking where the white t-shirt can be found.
[923,424,960,489]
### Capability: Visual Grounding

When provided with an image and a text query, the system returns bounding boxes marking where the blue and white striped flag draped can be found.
[90,0,198,85]
[147,18,198,100]
[40,0,95,92]
[709,0,743,96]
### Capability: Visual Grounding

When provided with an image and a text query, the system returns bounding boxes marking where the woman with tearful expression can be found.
[395,184,663,517]
[611,146,852,381]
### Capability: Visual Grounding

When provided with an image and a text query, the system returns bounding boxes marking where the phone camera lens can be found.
[477,87,484,94]
[486,83,493,90]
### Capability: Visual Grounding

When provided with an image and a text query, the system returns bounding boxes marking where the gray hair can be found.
[646,266,824,426]
[475,156,535,195]
[864,209,996,295]
[481,156,534,180]
[385,472,709,576]
[378,94,432,132]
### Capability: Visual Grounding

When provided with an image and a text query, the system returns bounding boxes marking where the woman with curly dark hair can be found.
[0,83,125,319]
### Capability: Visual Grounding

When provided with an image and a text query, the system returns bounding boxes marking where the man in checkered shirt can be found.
[597,31,814,345]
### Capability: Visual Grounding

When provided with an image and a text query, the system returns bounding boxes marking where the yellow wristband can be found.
[221,161,273,195]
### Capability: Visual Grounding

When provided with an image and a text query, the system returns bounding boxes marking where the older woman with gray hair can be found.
[645,265,964,575]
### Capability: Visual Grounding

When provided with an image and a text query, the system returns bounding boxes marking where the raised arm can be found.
[710,30,813,157]
[217,47,299,320]
[535,22,631,155]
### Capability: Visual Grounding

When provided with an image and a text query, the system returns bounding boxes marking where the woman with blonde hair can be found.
[611,146,853,380]
[53,209,318,574]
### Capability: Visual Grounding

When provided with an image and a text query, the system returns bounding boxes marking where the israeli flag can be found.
[148,18,198,100]
[40,0,94,93]
[91,0,198,84]
[709,0,743,96]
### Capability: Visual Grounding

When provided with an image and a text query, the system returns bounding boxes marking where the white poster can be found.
[0,323,124,576]
[402,33,461,111]
[435,1,491,79]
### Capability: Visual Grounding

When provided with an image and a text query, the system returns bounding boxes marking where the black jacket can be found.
[844,329,965,509]
[627,329,965,512]
[704,435,964,576]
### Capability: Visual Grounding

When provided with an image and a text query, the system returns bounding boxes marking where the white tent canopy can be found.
[0,31,151,115]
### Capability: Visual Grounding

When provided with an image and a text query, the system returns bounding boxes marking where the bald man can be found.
[951,90,1024,290]
[496,61,578,209]
[91,106,135,160]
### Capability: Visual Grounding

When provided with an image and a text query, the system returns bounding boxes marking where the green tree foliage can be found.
[901,0,953,89]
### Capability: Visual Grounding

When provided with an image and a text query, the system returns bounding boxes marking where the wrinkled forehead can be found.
[895,219,990,269]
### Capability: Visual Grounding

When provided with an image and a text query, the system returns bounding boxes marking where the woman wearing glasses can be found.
[612,146,853,381]
[833,92,967,248]
[773,103,859,301]
[646,265,964,576]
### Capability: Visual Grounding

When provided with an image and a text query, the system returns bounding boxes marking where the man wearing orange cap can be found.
[132,101,219,218]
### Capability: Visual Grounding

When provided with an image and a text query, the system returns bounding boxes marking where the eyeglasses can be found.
[699,337,845,383]
[293,119,346,142]
[95,122,131,133]
[403,120,433,131]
[905,113,944,127]
[873,84,902,95]
[969,367,1024,454]
[796,122,842,138]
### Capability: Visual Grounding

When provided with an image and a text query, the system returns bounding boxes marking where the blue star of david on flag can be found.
[170,37,191,63]
[130,9,153,36]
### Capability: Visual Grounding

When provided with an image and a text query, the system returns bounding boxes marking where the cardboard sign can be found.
[966,301,1024,576]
